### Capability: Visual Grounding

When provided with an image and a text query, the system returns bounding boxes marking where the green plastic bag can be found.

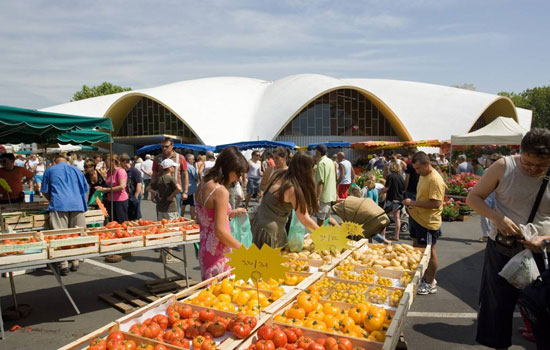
[230,214,253,248]
[88,190,104,206]
[287,210,306,252]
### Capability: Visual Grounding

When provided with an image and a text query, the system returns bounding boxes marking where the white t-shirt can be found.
[247,160,262,179]
[35,164,45,176]
[134,162,143,177]
[203,160,216,176]
[339,159,353,185]
[26,159,39,170]
[73,159,85,171]
[141,159,153,180]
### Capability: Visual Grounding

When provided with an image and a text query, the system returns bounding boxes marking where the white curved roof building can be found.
[41,74,531,150]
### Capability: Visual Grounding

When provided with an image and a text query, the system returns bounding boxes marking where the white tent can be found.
[46,144,82,154]
[451,116,528,146]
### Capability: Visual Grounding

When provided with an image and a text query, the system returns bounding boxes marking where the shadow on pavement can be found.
[413,320,477,346]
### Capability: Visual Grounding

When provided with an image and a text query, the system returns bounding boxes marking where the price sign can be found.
[340,221,364,237]
[226,244,289,282]
[310,226,349,252]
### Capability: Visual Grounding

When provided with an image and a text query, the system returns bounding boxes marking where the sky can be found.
[1,0,549,109]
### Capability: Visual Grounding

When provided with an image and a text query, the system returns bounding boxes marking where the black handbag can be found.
[494,167,550,257]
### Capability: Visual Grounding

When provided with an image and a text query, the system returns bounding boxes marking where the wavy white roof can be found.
[41,74,530,145]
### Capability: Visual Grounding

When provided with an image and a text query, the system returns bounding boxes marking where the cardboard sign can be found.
[226,244,289,282]
[310,225,349,252]
[340,221,365,237]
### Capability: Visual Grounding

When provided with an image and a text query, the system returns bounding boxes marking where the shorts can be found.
[246,177,261,196]
[157,211,179,221]
[337,184,351,199]
[409,215,441,245]
[182,194,195,206]
[34,174,44,184]
[314,201,332,221]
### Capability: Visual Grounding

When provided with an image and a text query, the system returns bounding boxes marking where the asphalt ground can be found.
[0,199,536,350]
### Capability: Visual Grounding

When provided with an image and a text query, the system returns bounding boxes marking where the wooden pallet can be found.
[145,276,200,294]
[99,287,161,314]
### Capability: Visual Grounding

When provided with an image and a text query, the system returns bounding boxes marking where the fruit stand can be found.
[0,218,201,340]
[57,238,430,350]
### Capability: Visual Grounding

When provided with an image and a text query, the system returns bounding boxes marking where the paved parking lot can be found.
[0,200,536,349]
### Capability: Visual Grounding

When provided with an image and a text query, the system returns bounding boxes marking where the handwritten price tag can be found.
[310,226,349,252]
[226,244,289,281]
[341,221,365,237]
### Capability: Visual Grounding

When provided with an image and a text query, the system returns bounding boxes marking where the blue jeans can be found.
[176,192,182,215]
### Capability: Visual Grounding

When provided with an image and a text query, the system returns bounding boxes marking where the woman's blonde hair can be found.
[197,155,206,162]
[105,154,121,167]
[389,162,401,174]
[365,179,376,190]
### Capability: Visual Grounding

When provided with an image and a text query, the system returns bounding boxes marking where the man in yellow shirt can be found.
[403,152,446,295]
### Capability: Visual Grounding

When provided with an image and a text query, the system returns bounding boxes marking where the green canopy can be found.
[57,129,112,144]
[79,145,99,151]
[0,105,113,144]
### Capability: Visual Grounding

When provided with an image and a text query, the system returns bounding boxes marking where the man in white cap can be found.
[141,154,154,200]
[147,159,182,221]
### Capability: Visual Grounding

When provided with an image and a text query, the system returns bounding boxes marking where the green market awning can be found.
[0,105,113,144]
[57,129,112,144]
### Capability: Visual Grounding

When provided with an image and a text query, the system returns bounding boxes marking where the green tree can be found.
[499,86,550,129]
[71,82,132,101]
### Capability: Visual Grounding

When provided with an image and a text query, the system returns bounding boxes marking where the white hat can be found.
[145,154,152,160]
[161,159,177,169]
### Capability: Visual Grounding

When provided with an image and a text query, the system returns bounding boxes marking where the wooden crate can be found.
[58,322,119,350]
[382,291,410,350]
[163,220,195,228]
[0,231,47,265]
[2,212,34,231]
[32,213,48,227]
[143,230,183,247]
[43,227,99,258]
[100,236,144,252]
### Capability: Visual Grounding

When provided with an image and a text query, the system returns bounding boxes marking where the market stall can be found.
[0,218,201,339]
[57,226,430,350]
[137,143,216,155]
[214,140,296,153]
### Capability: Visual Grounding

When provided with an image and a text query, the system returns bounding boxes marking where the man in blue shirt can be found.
[41,156,89,275]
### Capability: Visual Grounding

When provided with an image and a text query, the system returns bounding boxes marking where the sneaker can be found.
[417,281,437,295]
[421,278,437,285]
[59,267,70,276]
[70,260,79,272]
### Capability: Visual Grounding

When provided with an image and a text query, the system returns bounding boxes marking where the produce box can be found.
[0,231,47,265]
[32,213,48,228]
[127,226,183,247]
[282,271,325,291]
[116,294,270,350]
[87,227,145,252]
[84,209,105,225]
[2,212,34,231]
[58,322,182,350]
[43,227,99,258]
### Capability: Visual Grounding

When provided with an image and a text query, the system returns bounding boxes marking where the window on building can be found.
[278,89,398,137]
[118,98,197,141]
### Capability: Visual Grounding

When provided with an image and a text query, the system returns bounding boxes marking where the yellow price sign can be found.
[341,221,364,237]
[226,244,289,282]
[310,226,349,252]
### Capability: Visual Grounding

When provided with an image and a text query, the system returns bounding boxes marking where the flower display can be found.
[444,173,480,196]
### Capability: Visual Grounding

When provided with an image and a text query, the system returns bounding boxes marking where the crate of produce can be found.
[129,226,183,247]
[116,293,270,350]
[43,227,99,258]
[58,321,183,350]
[342,243,425,272]
[281,271,325,291]
[31,212,49,228]
[329,263,416,289]
[2,212,34,231]
[0,231,47,265]
[87,227,145,252]
[271,293,398,349]
[179,277,294,317]
[84,209,105,224]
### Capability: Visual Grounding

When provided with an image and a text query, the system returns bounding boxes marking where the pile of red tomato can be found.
[248,325,366,350]
[89,331,167,350]
[0,237,39,256]
[91,302,257,349]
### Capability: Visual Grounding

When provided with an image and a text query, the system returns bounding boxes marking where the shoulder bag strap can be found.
[527,167,550,223]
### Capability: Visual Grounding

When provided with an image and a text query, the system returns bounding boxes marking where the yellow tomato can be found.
[304,319,327,331]
[247,298,259,309]
[216,293,232,304]
[210,283,223,296]
[221,279,234,295]
[339,316,356,332]
[285,275,299,286]
[323,314,339,329]
[297,293,318,313]
[348,307,367,324]
[322,303,340,316]
[307,310,325,321]
[235,291,251,306]
[271,287,285,301]
[267,278,279,287]
[258,293,270,307]
[274,315,287,323]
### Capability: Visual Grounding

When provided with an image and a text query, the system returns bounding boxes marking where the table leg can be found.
[8,273,19,313]
[182,245,189,288]
[161,250,167,279]
[47,263,80,314]
[0,295,4,340]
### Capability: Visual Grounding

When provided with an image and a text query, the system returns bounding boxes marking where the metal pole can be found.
[47,263,80,314]
[183,244,189,288]
[8,273,19,313]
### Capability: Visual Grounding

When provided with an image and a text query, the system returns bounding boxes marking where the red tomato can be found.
[285,344,297,350]
[272,330,288,348]
[200,340,217,350]
[337,338,352,350]
[107,339,124,350]
[122,340,137,350]
[207,321,226,338]
[316,338,325,346]
[297,337,313,350]
[107,331,125,344]
[291,328,302,339]
[232,322,252,339]
[153,345,168,350]
[307,343,324,350]
[258,325,274,340]
[152,314,169,330]
[179,304,193,319]
[244,316,257,329]
[324,337,338,350]
[192,336,206,349]
[129,323,146,336]
[163,328,184,343]
[168,311,181,325]
[283,329,297,344]
[256,340,276,350]
[142,322,161,339]
[89,338,108,350]
[185,325,201,339]
[199,309,215,322]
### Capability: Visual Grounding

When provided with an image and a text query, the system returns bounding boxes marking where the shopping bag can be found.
[88,190,103,206]
[499,249,540,289]
[499,223,541,289]
[287,210,306,252]
[230,214,253,248]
